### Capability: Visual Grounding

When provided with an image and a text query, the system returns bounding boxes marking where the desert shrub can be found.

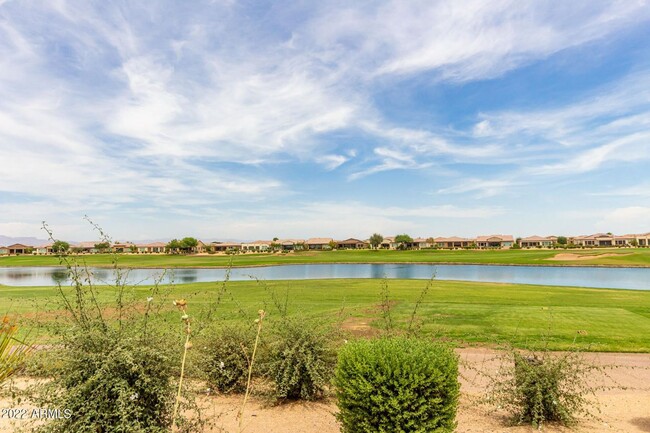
[486,348,601,428]
[264,318,337,401]
[36,329,176,433]
[201,324,257,394]
[334,337,459,433]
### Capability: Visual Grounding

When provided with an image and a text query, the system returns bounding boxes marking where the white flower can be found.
[219,361,225,370]
[130,392,139,401]
[146,297,153,303]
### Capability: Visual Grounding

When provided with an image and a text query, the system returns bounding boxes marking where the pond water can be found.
[0,264,649,290]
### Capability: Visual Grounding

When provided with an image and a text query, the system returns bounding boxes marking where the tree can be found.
[369,233,383,249]
[394,234,413,250]
[166,239,182,253]
[180,237,198,253]
[556,236,568,246]
[94,242,111,253]
[51,240,70,254]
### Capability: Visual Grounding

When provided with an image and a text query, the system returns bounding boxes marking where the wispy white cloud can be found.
[437,178,523,198]
[304,0,650,81]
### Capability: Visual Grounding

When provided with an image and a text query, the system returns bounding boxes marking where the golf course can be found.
[2,276,650,352]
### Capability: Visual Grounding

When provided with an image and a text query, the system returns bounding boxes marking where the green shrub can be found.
[36,328,177,433]
[486,349,600,428]
[334,337,459,433]
[265,318,336,401]
[201,324,257,394]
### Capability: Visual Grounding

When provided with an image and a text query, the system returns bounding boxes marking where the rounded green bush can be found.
[334,337,459,433]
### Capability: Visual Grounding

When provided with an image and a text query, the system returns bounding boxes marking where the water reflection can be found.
[51,269,69,285]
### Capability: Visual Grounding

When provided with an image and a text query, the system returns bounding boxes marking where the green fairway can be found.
[2,247,650,267]
[3,278,650,352]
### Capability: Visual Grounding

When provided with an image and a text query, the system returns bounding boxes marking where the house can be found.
[278,239,305,251]
[520,236,557,248]
[7,243,33,254]
[635,233,650,247]
[614,235,636,247]
[0,246,8,255]
[210,242,242,252]
[73,241,106,254]
[475,235,514,249]
[112,242,136,253]
[33,244,51,254]
[196,240,208,253]
[571,233,615,247]
[379,237,398,249]
[241,241,272,252]
[136,242,167,253]
[434,237,474,249]
[336,238,368,249]
[410,237,431,249]
[306,238,333,250]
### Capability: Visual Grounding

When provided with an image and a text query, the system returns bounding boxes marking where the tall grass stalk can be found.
[237,309,265,432]
[172,299,191,431]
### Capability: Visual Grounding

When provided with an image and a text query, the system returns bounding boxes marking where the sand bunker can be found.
[549,252,632,261]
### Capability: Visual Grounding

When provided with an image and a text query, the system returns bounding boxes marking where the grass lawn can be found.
[2,248,650,267]
[3,278,650,352]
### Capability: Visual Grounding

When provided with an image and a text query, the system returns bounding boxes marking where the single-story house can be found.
[380,237,398,249]
[520,236,557,248]
[434,237,473,249]
[241,241,272,252]
[74,241,105,253]
[571,233,615,247]
[336,238,368,249]
[210,242,242,252]
[409,237,431,249]
[33,244,51,254]
[136,242,167,253]
[0,246,8,255]
[7,243,33,254]
[614,235,636,247]
[112,242,136,253]
[279,239,305,251]
[475,235,514,249]
[635,233,650,246]
[306,238,333,250]
[196,240,208,253]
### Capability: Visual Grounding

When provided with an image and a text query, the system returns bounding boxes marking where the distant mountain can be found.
[0,235,51,246]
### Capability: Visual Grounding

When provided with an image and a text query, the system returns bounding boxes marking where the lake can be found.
[0,264,649,290]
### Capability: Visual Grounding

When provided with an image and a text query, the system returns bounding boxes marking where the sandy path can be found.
[2,348,649,432]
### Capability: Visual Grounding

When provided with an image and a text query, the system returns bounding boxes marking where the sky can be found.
[1,0,650,242]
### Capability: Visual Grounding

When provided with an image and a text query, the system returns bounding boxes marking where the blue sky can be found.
[1,1,650,241]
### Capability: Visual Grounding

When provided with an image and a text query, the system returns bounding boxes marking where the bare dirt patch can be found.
[548,253,633,261]
[340,317,379,338]
[2,348,649,433]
